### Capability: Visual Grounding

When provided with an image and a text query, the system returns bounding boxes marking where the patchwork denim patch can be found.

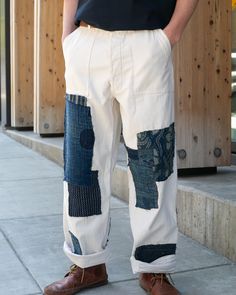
[65,93,87,106]
[137,122,175,182]
[125,123,175,210]
[135,243,176,263]
[63,94,102,216]
[126,146,158,209]
[102,216,111,249]
[69,231,82,255]
[68,174,102,217]
[64,94,96,185]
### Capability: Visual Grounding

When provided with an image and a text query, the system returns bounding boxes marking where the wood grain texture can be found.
[10,0,34,127]
[232,10,236,50]
[173,0,232,168]
[34,0,65,134]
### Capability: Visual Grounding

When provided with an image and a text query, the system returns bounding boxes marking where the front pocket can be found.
[62,27,80,48]
[62,27,84,59]
[159,29,172,56]
[63,28,95,94]
[131,29,173,95]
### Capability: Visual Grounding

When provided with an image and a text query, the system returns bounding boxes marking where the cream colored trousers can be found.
[62,25,178,274]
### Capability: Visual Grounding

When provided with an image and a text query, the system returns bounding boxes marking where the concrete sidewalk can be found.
[0,130,236,295]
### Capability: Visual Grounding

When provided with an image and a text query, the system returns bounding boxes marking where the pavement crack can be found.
[111,206,128,210]
[173,263,233,275]
[0,227,43,292]
[0,213,63,222]
[0,176,62,183]
[108,277,139,284]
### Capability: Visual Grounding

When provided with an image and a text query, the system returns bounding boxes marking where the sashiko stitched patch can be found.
[126,123,175,209]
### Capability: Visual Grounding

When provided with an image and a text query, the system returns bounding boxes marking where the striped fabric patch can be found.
[68,174,102,217]
[65,93,87,106]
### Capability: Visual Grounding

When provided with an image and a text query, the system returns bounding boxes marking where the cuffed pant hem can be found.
[63,241,109,268]
[130,254,176,274]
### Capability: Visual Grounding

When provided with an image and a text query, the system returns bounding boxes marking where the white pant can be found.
[62,26,178,274]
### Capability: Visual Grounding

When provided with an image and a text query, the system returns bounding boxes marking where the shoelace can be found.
[150,273,175,287]
[64,264,85,283]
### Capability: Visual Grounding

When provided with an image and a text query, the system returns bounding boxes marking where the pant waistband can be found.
[79,20,95,29]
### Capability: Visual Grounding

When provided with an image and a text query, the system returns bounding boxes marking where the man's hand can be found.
[62,31,75,44]
[62,0,79,44]
[163,27,179,49]
[163,0,199,49]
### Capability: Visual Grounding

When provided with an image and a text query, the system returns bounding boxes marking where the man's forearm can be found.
[62,0,79,41]
[164,0,199,45]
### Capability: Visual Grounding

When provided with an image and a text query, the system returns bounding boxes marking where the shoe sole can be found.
[44,279,109,295]
[139,282,151,295]
[139,281,182,295]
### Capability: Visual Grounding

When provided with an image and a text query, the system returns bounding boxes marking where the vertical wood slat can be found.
[34,0,65,134]
[174,0,232,168]
[232,10,236,50]
[10,0,34,127]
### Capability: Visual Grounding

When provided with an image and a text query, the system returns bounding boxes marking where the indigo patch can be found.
[137,122,175,182]
[126,146,158,209]
[135,244,176,263]
[68,172,102,217]
[125,123,175,210]
[63,94,95,185]
[80,129,95,149]
[63,93,102,216]
[69,231,82,255]
[65,93,87,106]
[102,216,111,249]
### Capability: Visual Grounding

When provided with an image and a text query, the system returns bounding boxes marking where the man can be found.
[44,0,199,294]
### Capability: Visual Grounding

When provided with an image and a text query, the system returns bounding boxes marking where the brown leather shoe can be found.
[44,263,108,295]
[139,273,180,295]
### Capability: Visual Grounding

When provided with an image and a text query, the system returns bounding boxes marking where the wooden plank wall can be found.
[173,0,232,168]
[232,9,236,50]
[34,0,65,134]
[10,0,34,127]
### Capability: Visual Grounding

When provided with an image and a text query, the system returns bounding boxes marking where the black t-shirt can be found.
[75,0,177,31]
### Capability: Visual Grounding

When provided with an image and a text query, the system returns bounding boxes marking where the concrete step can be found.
[4,128,236,264]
